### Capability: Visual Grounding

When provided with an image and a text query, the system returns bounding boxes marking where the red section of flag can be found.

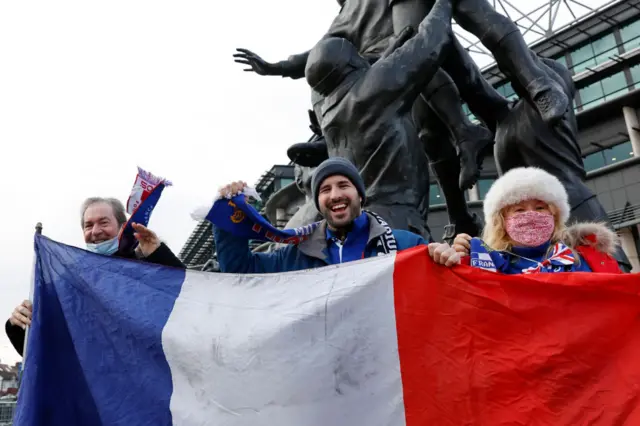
[393,246,640,425]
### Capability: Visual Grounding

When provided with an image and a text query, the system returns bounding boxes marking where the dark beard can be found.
[324,202,361,239]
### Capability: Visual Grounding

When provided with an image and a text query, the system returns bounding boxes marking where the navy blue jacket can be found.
[214,212,426,274]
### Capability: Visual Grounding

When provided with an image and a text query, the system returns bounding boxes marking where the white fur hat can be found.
[483,167,570,224]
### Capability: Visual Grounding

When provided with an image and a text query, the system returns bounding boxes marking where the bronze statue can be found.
[390,0,570,125]
[234,0,494,191]
[299,0,460,240]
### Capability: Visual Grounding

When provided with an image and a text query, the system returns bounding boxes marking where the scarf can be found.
[119,167,171,253]
[469,237,575,274]
[193,190,397,255]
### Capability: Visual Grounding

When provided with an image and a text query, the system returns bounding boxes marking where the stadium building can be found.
[179,0,640,272]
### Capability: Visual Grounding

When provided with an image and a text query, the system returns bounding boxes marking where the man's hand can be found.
[219,181,248,199]
[428,242,461,266]
[233,49,282,76]
[452,233,472,256]
[9,300,32,329]
[133,223,161,257]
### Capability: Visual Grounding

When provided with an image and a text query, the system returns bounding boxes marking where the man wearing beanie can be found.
[213,158,426,274]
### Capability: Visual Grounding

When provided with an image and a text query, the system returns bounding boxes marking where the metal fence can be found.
[0,402,16,426]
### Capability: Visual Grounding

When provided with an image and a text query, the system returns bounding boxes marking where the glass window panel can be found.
[571,43,596,74]
[494,82,517,100]
[620,20,640,53]
[582,151,606,172]
[553,54,567,68]
[430,184,444,206]
[477,179,496,200]
[603,141,634,166]
[462,103,479,122]
[504,82,516,100]
[601,71,629,101]
[630,64,640,87]
[591,33,618,66]
[278,178,294,189]
[578,81,604,109]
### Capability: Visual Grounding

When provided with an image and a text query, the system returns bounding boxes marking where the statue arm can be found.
[275,52,310,79]
[277,6,351,80]
[355,0,453,116]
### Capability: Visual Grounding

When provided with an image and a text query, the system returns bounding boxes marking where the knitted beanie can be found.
[311,157,366,211]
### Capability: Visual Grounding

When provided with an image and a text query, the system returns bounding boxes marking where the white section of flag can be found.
[162,254,405,426]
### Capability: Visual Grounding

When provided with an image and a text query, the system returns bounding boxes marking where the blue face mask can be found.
[86,236,120,256]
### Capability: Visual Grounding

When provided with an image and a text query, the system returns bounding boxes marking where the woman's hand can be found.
[452,233,472,256]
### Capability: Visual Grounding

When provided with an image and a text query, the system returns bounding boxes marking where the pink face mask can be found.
[505,210,555,247]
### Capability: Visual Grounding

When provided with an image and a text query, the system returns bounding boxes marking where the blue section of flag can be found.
[205,195,319,244]
[119,183,167,253]
[14,236,185,426]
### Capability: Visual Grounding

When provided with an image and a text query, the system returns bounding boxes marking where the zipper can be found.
[336,240,343,263]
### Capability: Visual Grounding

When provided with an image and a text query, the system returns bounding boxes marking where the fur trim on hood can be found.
[561,222,619,255]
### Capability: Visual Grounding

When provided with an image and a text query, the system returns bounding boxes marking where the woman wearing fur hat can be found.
[428,167,622,274]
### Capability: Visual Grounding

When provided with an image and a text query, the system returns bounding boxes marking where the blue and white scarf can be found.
[469,237,575,274]
[192,189,397,253]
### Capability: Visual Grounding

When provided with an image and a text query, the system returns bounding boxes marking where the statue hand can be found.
[233,48,281,76]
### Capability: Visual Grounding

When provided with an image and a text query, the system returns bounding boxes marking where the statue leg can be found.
[412,94,484,242]
[391,0,494,190]
[441,37,511,130]
[423,71,494,190]
[454,0,569,124]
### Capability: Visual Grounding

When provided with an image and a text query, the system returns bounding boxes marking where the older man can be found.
[5,196,184,356]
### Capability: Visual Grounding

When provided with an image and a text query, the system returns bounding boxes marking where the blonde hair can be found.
[482,204,577,260]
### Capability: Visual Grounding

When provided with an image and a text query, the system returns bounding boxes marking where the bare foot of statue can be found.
[456,124,494,190]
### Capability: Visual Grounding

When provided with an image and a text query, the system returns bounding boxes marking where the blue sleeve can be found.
[393,230,427,250]
[213,226,291,274]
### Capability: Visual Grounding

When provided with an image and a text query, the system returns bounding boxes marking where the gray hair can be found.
[80,197,127,228]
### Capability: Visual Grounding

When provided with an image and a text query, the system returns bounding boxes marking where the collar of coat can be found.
[297,211,388,261]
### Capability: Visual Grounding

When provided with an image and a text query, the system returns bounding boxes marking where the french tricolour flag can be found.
[14,236,640,425]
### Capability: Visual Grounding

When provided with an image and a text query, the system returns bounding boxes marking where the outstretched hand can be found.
[133,222,161,257]
[233,48,280,76]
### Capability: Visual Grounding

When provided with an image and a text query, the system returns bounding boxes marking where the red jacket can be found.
[574,234,621,273]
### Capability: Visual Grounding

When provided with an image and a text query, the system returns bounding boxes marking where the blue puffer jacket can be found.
[214,212,426,274]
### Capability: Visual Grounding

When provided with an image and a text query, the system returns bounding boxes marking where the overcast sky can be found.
[0,0,609,364]
[0,0,342,363]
